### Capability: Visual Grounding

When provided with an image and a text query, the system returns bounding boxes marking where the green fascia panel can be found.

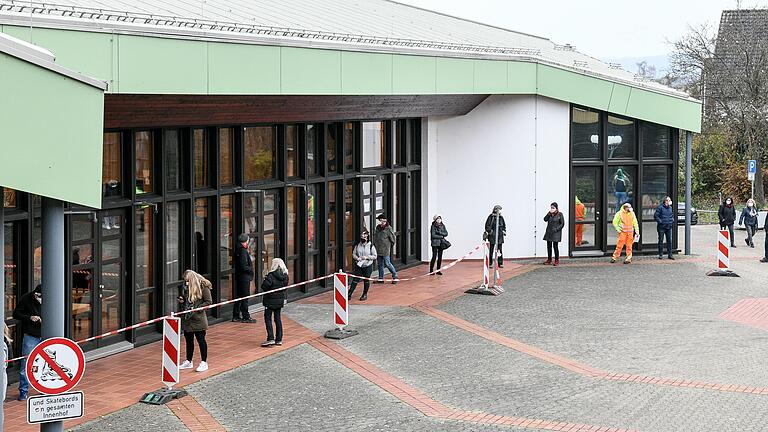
[341,51,393,95]
[208,42,280,94]
[506,61,537,94]
[392,54,436,94]
[537,64,613,110]
[473,60,507,93]
[625,88,702,133]
[280,47,341,94]
[436,57,474,94]
[118,35,207,94]
[608,83,632,114]
[0,53,104,208]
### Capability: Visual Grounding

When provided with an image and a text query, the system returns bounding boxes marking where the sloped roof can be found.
[0,0,692,100]
[713,9,768,89]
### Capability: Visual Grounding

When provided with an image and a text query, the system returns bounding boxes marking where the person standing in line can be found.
[373,214,398,284]
[739,198,759,248]
[543,203,564,266]
[654,196,675,260]
[761,212,768,263]
[233,233,255,323]
[260,258,289,347]
[348,230,377,301]
[12,284,42,401]
[718,197,737,248]
[178,270,212,372]
[430,215,448,275]
[484,205,506,268]
[611,202,639,264]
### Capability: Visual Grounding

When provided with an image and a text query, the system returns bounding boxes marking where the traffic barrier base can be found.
[324,271,359,340]
[466,242,505,296]
[139,388,188,405]
[707,229,740,277]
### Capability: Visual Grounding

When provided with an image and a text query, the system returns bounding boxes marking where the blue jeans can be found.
[657,226,673,258]
[377,255,398,280]
[19,334,41,394]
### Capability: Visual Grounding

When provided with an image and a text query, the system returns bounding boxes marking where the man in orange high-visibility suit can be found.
[611,202,639,264]
[574,196,586,246]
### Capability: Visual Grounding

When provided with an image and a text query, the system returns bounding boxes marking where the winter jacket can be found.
[12,291,42,338]
[234,243,254,282]
[180,284,213,333]
[430,223,448,248]
[654,203,675,229]
[484,213,506,244]
[543,212,565,243]
[261,270,289,309]
[612,209,639,234]
[739,207,759,227]
[352,242,377,268]
[373,225,396,256]
[718,204,737,226]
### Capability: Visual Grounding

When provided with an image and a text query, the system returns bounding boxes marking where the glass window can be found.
[641,123,671,159]
[327,123,339,174]
[33,215,41,287]
[641,166,671,222]
[328,181,338,249]
[307,184,320,251]
[344,180,354,269]
[607,115,635,160]
[409,120,421,165]
[194,129,209,188]
[165,202,184,282]
[286,125,298,178]
[307,124,320,176]
[3,188,16,208]
[606,166,636,246]
[220,195,234,301]
[571,107,600,160]
[103,132,122,198]
[4,222,16,323]
[135,207,154,293]
[135,131,153,194]
[219,128,234,186]
[362,121,385,168]
[287,188,298,256]
[165,129,182,191]
[344,122,354,171]
[394,120,406,166]
[194,198,211,275]
[244,126,276,182]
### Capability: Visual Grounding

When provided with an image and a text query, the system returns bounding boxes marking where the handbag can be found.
[440,239,452,250]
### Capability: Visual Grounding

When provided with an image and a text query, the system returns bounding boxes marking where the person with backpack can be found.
[347,230,377,301]
[718,197,737,248]
[429,215,449,274]
[260,258,289,347]
[739,198,759,248]
[178,270,213,372]
[543,202,565,266]
[654,196,675,260]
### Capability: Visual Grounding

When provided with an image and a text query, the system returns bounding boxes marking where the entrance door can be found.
[572,167,603,253]
[70,209,126,349]
[242,190,280,298]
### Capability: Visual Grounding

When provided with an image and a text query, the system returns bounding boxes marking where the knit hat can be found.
[492,205,502,213]
[376,213,386,220]
[550,202,558,210]
[433,214,442,222]
[33,284,42,294]
[237,233,249,243]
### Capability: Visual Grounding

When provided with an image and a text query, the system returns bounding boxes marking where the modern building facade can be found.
[1,0,701,360]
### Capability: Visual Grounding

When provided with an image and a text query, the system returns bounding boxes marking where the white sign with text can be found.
[27,392,84,424]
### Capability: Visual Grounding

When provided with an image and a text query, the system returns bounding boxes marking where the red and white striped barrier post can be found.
[324,271,359,339]
[466,242,504,296]
[162,317,181,389]
[707,229,739,277]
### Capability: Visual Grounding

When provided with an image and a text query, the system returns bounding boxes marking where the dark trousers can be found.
[430,246,443,271]
[720,224,735,246]
[264,307,283,343]
[233,282,251,320]
[746,225,757,246]
[546,241,559,260]
[764,230,768,259]
[488,243,503,266]
[657,227,673,257]
[348,264,373,298]
[184,330,208,362]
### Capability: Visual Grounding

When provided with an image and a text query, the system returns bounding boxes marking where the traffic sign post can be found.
[748,160,757,199]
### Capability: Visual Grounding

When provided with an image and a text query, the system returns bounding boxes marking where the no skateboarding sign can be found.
[26,337,86,395]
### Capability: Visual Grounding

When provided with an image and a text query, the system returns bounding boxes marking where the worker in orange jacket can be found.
[611,202,639,264]
[574,196,586,246]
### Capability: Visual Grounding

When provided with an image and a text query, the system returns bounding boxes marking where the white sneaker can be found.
[179,360,194,370]
[195,361,208,372]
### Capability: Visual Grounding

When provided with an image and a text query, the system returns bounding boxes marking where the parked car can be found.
[735,210,767,230]
[677,203,698,225]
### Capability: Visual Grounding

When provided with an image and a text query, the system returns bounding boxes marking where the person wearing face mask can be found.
[430,215,448,274]
[484,205,506,268]
[12,284,42,401]
[233,233,255,323]
[373,214,398,284]
[543,202,564,266]
[611,202,639,264]
[718,197,737,248]
[348,230,377,301]
[654,196,675,260]
[739,198,759,248]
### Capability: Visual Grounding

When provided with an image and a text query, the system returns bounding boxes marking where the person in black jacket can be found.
[543,203,565,266]
[718,197,737,248]
[260,258,289,347]
[739,199,759,248]
[430,215,448,275]
[233,233,255,323]
[484,205,506,268]
[761,212,768,263]
[654,196,675,259]
[12,284,42,401]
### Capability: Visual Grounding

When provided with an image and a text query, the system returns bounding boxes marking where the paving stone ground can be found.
[70,402,188,432]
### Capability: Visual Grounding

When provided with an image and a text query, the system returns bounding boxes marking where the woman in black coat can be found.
[429,215,449,275]
[543,202,565,266]
[260,258,289,347]
[718,197,737,247]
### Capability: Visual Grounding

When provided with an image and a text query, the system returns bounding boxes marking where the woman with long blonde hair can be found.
[260,258,289,347]
[178,270,213,372]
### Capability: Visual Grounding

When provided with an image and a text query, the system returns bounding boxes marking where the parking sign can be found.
[748,160,757,174]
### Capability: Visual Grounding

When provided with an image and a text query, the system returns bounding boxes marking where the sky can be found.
[397,0,764,66]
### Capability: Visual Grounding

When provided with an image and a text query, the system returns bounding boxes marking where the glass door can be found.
[572,167,603,252]
[242,190,280,301]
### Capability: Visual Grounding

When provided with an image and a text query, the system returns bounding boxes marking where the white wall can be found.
[422,95,570,261]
